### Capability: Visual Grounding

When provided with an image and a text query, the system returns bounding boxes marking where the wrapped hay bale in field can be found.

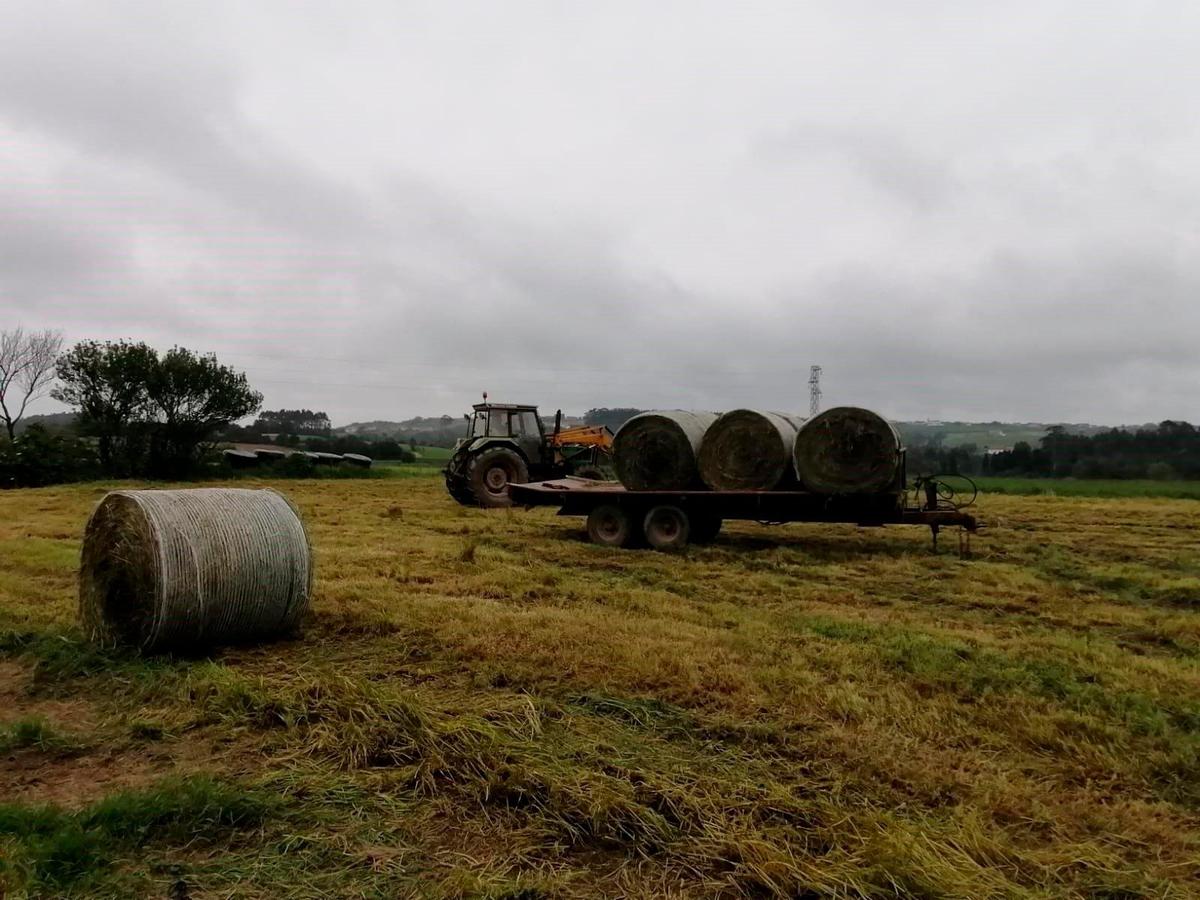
[698,409,805,491]
[80,488,312,653]
[793,407,902,494]
[613,410,719,490]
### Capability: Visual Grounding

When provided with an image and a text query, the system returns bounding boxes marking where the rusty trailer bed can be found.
[509,477,978,551]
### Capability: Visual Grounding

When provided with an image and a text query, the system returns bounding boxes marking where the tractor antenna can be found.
[808,366,822,417]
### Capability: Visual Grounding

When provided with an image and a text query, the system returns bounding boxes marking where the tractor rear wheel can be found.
[467,447,529,508]
[586,504,636,548]
[445,470,477,506]
[643,505,690,552]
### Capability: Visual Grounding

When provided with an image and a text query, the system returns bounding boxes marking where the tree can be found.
[0,328,64,441]
[251,409,331,436]
[583,408,644,431]
[53,341,261,477]
[0,424,98,488]
[147,347,263,476]
[53,341,158,473]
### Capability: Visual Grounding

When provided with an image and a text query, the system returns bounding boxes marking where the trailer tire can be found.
[587,504,635,548]
[643,505,690,552]
[690,514,722,544]
[467,447,529,508]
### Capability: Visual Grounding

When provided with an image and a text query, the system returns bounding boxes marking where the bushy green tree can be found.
[53,341,261,478]
[0,424,98,488]
[147,347,263,477]
[53,341,157,474]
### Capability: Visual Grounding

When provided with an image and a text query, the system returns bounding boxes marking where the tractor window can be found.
[513,411,541,438]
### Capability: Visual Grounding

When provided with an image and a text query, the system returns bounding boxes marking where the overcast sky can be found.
[3,1,1198,425]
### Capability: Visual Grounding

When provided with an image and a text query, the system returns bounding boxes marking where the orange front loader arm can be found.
[549,425,614,450]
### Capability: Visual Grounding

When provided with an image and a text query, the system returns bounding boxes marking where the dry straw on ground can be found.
[79,488,312,653]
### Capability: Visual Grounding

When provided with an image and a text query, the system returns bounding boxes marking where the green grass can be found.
[0,716,82,754]
[376,463,445,477]
[2,479,1199,896]
[376,445,454,468]
[976,476,1200,499]
[0,776,279,892]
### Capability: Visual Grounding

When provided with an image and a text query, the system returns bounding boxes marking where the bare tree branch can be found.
[0,327,65,441]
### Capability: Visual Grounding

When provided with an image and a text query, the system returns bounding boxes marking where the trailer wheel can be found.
[690,514,722,544]
[587,504,635,548]
[643,505,690,552]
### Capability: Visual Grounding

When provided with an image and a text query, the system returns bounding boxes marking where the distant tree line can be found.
[908,422,1200,480]
[583,408,643,431]
[220,410,416,461]
[391,416,465,448]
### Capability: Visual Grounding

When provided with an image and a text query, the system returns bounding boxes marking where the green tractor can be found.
[444,398,613,507]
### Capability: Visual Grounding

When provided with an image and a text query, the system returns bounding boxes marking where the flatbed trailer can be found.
[509,477,979,553]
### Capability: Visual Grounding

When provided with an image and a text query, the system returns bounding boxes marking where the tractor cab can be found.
[461,402,548,465]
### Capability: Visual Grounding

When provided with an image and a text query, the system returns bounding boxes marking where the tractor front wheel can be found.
[467,447,529,508]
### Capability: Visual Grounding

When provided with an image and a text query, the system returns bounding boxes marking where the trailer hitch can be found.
[913,474,979,557]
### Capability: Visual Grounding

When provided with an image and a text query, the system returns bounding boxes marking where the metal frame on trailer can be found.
[508,477,979,554]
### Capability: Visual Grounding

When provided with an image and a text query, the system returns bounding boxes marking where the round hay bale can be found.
[698,410,805,491]
[612,410,719,490]
[342,453,372,468]
[79,488,312,653]
[792,407,902,494]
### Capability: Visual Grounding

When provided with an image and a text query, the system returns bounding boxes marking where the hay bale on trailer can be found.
[79,488,312,653]
[698,410,805,491]
[612,410,719,490]
[792,407,902,494]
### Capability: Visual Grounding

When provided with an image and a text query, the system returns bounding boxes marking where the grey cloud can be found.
[758,122,956,211]
[2,1,1198,425]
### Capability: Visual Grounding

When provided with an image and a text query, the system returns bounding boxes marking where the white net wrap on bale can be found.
[698,409,806,491]
[79,488,312,653]
[612,410,719,490]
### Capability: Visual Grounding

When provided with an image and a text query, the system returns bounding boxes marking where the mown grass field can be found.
[376,446,455,468]
[974,476,1200,500]
[1,473,1198,898]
